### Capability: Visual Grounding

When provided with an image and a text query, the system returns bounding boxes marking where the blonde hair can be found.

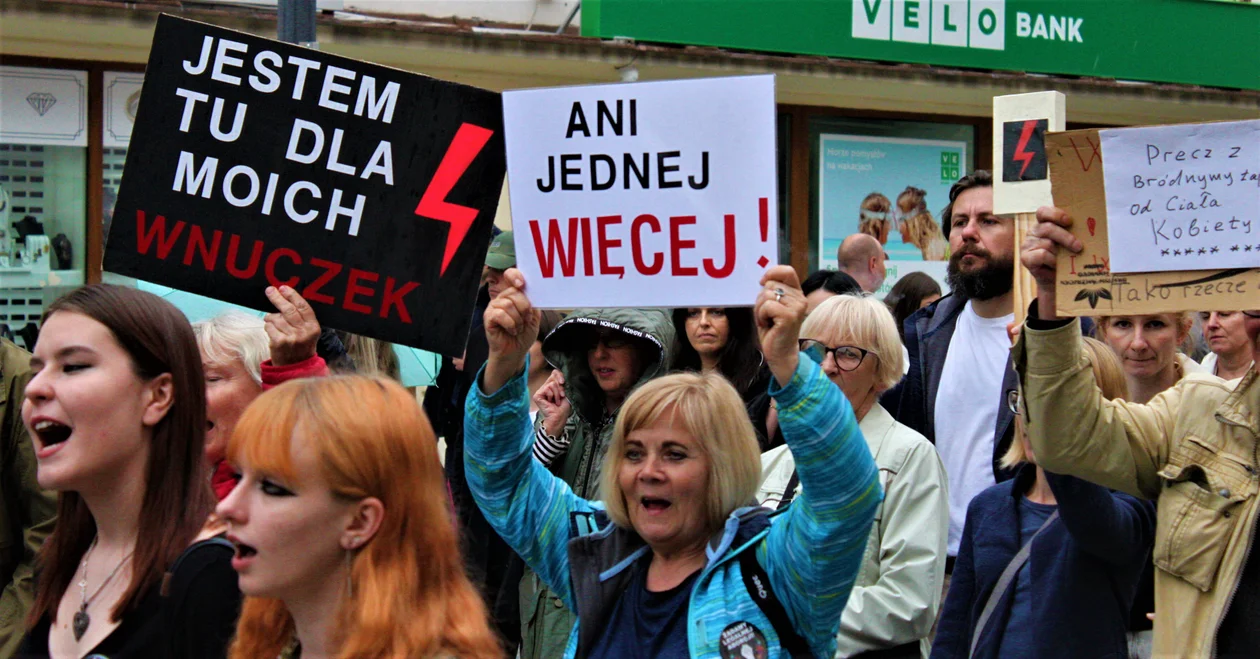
[193,311,269,384]
[1094,312,1195,379]
[598,372,761,535]
[226,376,501,659]
[1002,337,1129,469]
[800,294,905,392]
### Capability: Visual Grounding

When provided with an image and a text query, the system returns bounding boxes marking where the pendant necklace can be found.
[72,537,135,642]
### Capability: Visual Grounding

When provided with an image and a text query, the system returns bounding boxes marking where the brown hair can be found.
[226,376,501,659]
[941,170,993,239]
[28,285,213,626]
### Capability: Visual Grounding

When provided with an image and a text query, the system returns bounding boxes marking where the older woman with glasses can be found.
[759,294,949,658]
[932,337,1156,659]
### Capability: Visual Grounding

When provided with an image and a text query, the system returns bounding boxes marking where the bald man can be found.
[837,233,888,293]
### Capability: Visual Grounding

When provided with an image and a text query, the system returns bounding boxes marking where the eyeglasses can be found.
[587,331,630,351]
[798,339,876,372]
[1006,388,1022,416]
[1244,310,1260,319]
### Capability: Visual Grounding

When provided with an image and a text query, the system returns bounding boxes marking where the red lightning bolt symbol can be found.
[1012,120,1038,179]
[416,123,494,276]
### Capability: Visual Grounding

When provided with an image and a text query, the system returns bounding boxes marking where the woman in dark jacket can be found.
[671,307,776,449]
[932,338,1156,659]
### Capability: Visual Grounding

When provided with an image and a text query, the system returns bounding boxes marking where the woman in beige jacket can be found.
[758,294,949,658]
[1018,205,1260,658]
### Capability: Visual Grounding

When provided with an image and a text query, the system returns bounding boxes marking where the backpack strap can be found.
[737,545,813,659]
[160,536,235,598]
[969,510,1059,657]
[775,469,801,511]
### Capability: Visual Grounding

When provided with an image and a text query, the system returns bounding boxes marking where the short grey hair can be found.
[193,311,269,385]
[801,293,906,392]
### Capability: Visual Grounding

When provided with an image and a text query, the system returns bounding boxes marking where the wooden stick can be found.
[1012,211,1038,335]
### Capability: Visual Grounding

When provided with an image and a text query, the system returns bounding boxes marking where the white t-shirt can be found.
[934,301,1015,556]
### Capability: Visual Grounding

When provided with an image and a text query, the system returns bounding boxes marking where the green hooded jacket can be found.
[518,307,675,659]
[0,338,57,657]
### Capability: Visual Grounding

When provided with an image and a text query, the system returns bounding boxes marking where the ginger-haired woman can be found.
[217,376,502,659]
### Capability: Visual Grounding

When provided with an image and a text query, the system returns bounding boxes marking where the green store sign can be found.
[582,0,1259,91]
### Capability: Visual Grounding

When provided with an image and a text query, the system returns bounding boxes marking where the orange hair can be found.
[225,376,502,659]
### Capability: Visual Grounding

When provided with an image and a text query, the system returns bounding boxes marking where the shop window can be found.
[0,65,89,350]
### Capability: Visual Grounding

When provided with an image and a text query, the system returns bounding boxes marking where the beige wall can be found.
[1,0,1255,128]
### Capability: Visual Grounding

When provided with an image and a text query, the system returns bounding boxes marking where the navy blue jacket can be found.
[882,294,1093,483]
[931,465,1156,659]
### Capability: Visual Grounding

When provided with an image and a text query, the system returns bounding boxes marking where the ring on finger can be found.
[774,287,785,303]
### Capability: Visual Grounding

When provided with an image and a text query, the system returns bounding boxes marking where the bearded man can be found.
[883,172,1091,572]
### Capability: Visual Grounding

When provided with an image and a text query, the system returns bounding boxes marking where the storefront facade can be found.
[0,0,1255,324]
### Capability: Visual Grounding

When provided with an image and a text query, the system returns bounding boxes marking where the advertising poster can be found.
[817,133,967,295]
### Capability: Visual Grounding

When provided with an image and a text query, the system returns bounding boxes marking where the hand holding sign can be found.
[1020,206,1083,321]
[483,269,541,394]
[755,265,807,387]
[264,285,322,366]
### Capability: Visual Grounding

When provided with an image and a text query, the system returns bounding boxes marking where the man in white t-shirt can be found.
[884,171,1021,560]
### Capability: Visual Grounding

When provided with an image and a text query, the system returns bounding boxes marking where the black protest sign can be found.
[106,15,506,356]
[1002,118,1048,182]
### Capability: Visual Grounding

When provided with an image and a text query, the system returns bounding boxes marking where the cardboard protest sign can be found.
[1100,119,1259,273]
[105,15,506,356]
[502,75,777,309]
[1047,126,1259,317]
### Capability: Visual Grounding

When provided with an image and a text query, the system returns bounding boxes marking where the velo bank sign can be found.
[582,0,1258,90]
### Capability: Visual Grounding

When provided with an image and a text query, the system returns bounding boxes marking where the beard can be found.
[947,244,1015,301]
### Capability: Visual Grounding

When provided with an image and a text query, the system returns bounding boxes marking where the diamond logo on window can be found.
[25,92,58,117]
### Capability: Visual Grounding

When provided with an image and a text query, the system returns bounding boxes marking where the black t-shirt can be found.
[15,538,240,659]
[1216,515,1260,657]
[587,555,700,659]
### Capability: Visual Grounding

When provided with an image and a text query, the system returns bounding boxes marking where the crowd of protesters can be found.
[0,166,1253,659]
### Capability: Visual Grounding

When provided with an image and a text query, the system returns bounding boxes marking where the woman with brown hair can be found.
[17,284,240,658]
[217,375,502,659]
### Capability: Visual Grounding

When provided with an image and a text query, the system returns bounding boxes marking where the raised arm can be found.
[463,269,595,609]
[753,266,882,651]
[1016,206,1179,499]
[1043,472,1155,565]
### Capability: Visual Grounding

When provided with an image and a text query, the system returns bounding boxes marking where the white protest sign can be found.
[502,75,777,309]
[1101,119,1260,273]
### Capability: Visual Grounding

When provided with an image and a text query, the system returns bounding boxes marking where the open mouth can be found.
[231,539,257,559]
[641,497,672,512]
[32,420,72,447]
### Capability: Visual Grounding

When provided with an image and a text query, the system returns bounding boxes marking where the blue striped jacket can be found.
[464,356,881,659]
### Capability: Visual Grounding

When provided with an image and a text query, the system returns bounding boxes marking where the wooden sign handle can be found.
[1012,212,1038,335]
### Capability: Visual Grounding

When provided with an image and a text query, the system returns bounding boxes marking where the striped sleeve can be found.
[532,422,573,466]
[462,361,597,610]
[761,356,882,653]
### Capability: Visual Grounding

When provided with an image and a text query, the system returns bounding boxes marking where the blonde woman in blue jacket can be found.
[465,266,880,659]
